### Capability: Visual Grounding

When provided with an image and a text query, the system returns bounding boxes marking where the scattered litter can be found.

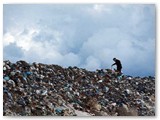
[3,60,155,116]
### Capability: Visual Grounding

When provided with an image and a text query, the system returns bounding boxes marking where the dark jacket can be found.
[112,59,122,70]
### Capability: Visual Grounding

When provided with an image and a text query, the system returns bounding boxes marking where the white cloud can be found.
[82,56,101,70]
[62,53,80,67]
[3,43,24,62]
[3,4,155,76]
[93,4,112,13]
[3,33,15,46]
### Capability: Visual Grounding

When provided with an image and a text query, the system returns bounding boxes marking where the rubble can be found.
[3,60,155,116]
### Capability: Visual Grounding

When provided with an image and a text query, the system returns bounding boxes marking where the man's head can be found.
[113,58,116,61]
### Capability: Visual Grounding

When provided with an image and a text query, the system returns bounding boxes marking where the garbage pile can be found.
[3,60,155,116]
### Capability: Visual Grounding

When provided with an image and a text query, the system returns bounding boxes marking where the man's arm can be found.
[112,63,116,66]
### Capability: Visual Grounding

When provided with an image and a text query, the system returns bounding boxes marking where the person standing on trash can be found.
[111,58,122,73]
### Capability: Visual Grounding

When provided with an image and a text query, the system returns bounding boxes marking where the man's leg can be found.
[117,67,122,74]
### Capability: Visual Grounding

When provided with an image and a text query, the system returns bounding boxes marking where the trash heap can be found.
[3,60,155,116]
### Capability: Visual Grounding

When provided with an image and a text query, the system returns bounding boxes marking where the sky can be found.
[3,4,156,77]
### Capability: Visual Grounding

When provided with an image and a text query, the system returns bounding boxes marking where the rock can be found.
[74,110,91,116]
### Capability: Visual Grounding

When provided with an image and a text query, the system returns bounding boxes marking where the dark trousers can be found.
[117,67,122,73]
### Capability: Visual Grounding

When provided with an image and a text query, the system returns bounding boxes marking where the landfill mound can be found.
[3,60,155,116]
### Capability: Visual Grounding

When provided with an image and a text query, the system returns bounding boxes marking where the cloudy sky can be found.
[3,4,155,76]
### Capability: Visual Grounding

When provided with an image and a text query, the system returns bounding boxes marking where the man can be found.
[112,58,122,73]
